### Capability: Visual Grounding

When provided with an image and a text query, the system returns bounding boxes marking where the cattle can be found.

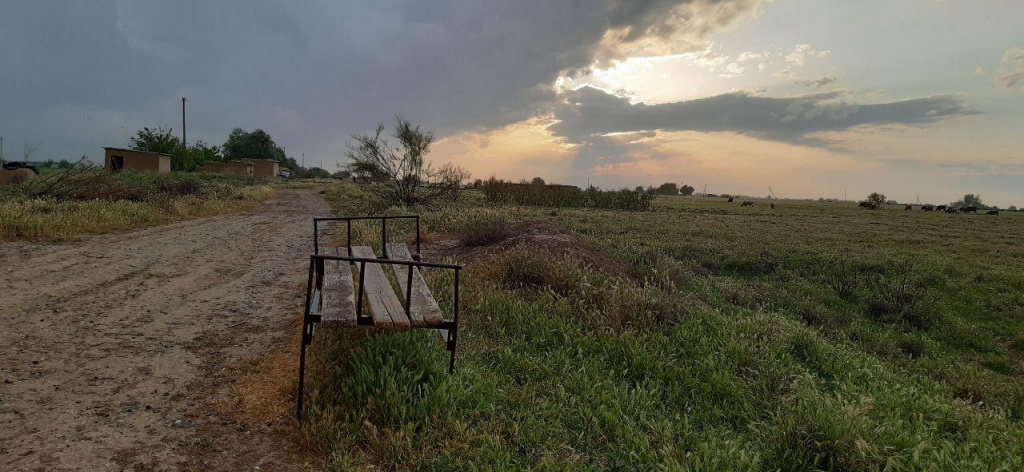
[904,204,913,211]
[0,167,38,186]
[858,201,873,209]
[962,206,978,214]
[770,202,776,209]
[945,207,958,214]
[935,205,947,211]
[727,197,734,203]
[987,210,999,216]
[740,201,754,207]
[922,205,935,212]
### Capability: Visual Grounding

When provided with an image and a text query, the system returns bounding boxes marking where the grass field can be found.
[0,171,275,241]
[303,185,1024,470]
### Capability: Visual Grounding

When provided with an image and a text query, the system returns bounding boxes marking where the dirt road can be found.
[0,189,328,471]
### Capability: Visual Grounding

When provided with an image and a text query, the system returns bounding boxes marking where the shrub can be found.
[448,210,514,246]
[865,259,937,329]
[481,180,652,211]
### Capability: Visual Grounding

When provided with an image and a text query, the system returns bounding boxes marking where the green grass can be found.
[303,187,1024,470]
[0,171,274,241]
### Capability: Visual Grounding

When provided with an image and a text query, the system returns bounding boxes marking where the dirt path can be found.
[0,189,329,471]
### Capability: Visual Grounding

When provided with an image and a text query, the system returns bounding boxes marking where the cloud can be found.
[974,66,987,77]
[548,86,977,168]
[0,0,768,163]
[797,75,839,88]
[784,43,830,67]
[774,68,798,78]
[995,47,1024,90]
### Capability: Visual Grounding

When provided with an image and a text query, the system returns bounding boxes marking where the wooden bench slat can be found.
[386,243,445,328]
[321,247,357,325]
[350,246,410,330]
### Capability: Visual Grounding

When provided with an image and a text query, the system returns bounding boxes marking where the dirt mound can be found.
[420,221,632,278]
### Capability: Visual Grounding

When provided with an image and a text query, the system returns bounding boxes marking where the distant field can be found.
[304,186,1024,470]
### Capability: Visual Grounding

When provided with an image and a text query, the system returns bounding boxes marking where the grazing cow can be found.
[904,204,913,211]
[962,206,978,214]
[770,202,776,209]
[740,201,754,207]
[922,205,935,212]
[727,197,734,203]
[987,210,999,216]
[0,167,38,186]
[935,205,947,211]
[945,207,959,214]
[858,201,873,209]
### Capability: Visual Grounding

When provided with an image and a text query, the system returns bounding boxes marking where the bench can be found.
[296,215,462,420]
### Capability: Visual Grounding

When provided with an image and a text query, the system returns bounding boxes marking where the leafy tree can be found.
[332,170,352,180]
[129,126,180,155]
[952,193,984,208]
[345,117,469,206]
[1008,205,1018,211]
[57,159,72,169]
[634,186,644,193]
[680,184,696,196]
[865,192,887,210]
[655,182,679,195]
[531,176,546,186]
[222,128,291,169]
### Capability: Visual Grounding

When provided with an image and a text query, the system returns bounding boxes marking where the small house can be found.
[240,159,280,177]
[197,161,254,176]
[104,147,172,174]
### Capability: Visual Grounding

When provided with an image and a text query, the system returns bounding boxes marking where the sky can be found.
[1,0,1022,206]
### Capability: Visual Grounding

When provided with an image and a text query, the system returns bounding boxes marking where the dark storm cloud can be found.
[0,0,764,162]
[550,86,977,168]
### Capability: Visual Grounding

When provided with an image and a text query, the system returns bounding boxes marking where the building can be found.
[240,159,280,177]
[197,161,254,176]
[103,148,172,174]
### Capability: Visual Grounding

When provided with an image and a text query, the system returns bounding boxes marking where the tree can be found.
[332,170,352,180]
[531,176,546,186]
[222,128,291,169]
[634,185,644,193]
[129,127,180,155]
[680,184,696,196]
[1009,206,1018,211]
[864,192,887,210]
[345,117,469,206]
[655,182,679,195]
[952,193,984,208]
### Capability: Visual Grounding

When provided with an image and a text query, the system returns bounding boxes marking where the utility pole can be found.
[703,183,708,196]
[302,152,305,168]
[0,136,4,166]
[181,97,187,149]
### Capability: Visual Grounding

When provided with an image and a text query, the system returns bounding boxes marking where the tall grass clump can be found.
[482,180,652,211]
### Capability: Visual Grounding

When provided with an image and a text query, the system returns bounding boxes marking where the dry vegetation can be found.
[0,168,274,241]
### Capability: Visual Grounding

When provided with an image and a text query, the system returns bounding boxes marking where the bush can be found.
[865,259,937,329]
[447,210,514,246]
[481,180,652,211]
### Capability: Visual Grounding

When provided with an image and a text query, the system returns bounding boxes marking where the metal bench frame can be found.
[297,216,462,421]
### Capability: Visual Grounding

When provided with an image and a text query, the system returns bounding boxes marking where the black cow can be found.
[987,210,999,216]
[858,201,873,209]
[936,205,947,211]
[922,205,935,212]
[945,207,958,214]
[962,206,978,214]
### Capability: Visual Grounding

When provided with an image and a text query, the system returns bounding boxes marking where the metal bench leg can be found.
[297,259,316,422]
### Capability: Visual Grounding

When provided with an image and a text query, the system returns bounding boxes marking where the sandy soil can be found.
[0,189,329,471]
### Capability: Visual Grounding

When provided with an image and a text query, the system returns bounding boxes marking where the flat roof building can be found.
[240,159,280,177]
[104,147,172,174]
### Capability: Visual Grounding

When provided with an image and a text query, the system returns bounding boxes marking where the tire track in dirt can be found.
[0,188,328,471]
